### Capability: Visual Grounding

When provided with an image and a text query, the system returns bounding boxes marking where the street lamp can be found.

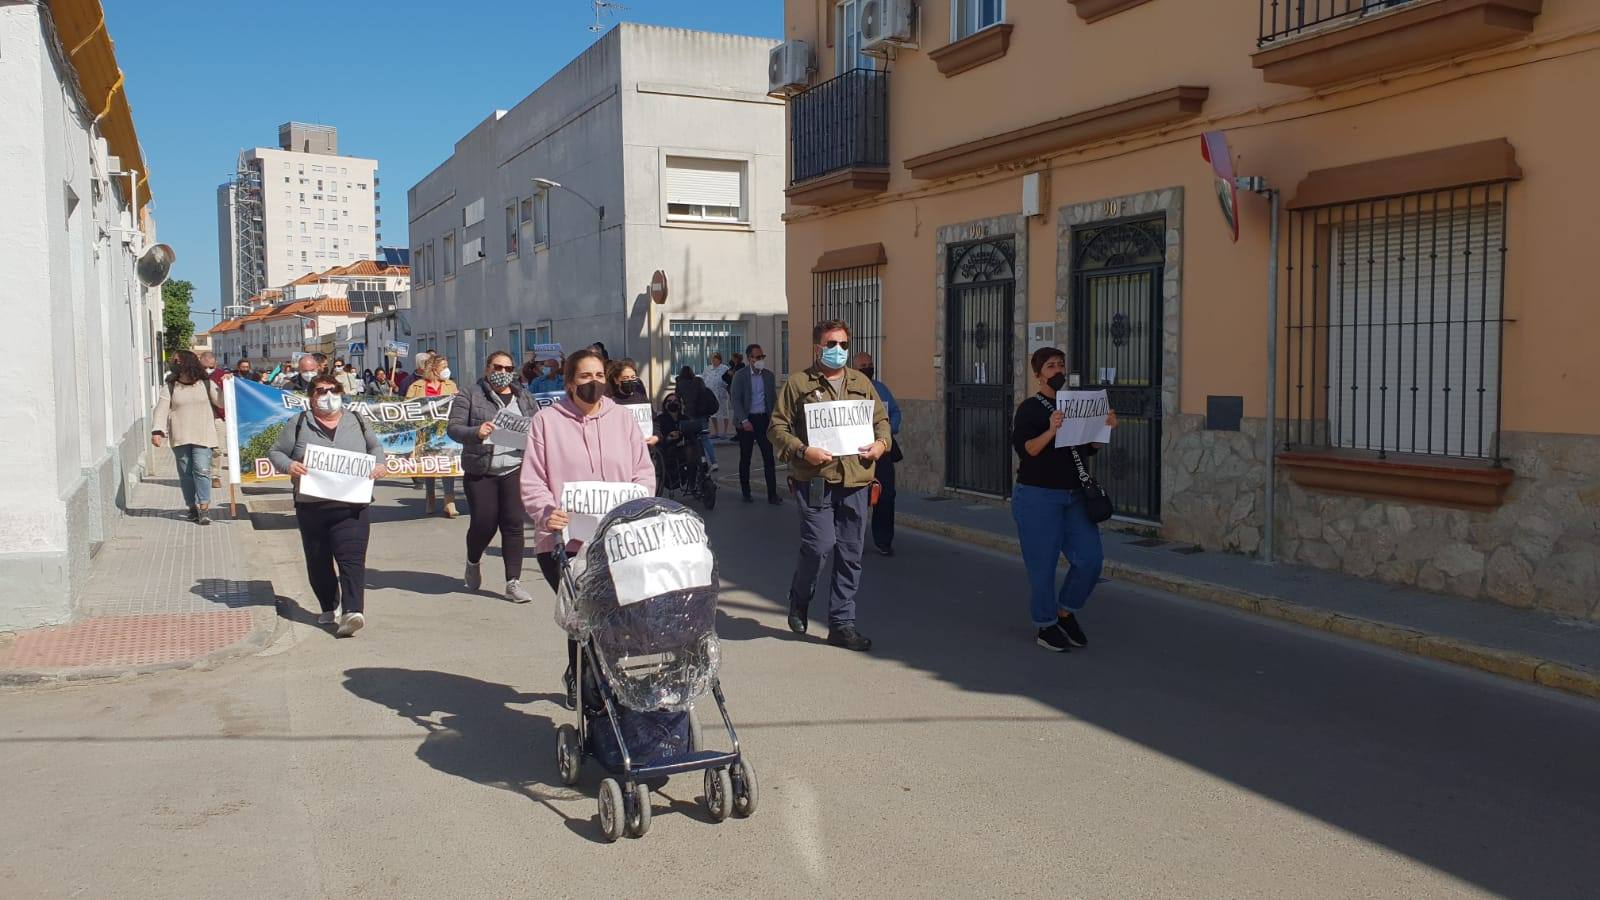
[532,176,631,362]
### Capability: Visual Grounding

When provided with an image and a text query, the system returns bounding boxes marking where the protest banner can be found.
[803,399,875,457]
[487,406,532,449]
[229,376,462,482]
[560,481,650,542]
[603,511,713,606]
[532,343,563,362]
[1053,390,1114,447]
[299,445,376,504]
[626,404,653,440]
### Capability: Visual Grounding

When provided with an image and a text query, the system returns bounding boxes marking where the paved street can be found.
[2,483,1597,899]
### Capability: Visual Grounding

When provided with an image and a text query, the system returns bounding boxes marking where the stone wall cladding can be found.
[895,398,946,495]
[1172,418,1600,621]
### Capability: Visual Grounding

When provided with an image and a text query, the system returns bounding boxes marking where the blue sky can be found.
[104,0,783,326]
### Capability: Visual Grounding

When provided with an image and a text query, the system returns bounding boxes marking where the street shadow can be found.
[340,668,603,841]
[364,569,470,596]
[189,577,275,609]
[702,508,1600,898]
[274,594,336,636]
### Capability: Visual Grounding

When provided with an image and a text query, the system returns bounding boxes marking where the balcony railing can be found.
[1259,0,1418,46]
[789,68,889,185]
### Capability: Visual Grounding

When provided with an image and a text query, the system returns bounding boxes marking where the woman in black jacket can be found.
[447,351,535,604]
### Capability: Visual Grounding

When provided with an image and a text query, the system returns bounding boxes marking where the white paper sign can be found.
[626,404,653,440]
[803,399,875,457]
[1054,390,1114,448]
[533,342,563,362]
[300,444,376,503]
[487,406,531,449]
[560,480,650,541]
[603,512,714,606]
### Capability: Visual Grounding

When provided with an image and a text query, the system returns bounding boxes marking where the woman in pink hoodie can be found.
[520,347,656,708]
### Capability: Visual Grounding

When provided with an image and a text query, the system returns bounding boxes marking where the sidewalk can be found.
[0,455,279,686]
[890,491,1600,702]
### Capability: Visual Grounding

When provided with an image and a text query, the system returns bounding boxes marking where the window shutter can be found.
[665,158,744,208]
[1328,205,1504,457]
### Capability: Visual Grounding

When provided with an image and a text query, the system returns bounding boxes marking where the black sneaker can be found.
[184,506,199,522]
[767,495,783,505]
[826,624,872,652]
[562,669,577,710]
[876,544,893,557]
[1036,627,1072,652]
[742,493,754,503]
[1058,613,1088,648]
[196,509,212,526]
[787,599,809,635]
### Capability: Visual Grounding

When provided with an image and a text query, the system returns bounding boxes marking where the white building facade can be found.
[0,0,165,628]
[407,25,788,391]
[217,123,381,316]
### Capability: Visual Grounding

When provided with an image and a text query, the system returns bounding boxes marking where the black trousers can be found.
[464,470,526,580]
[296,502,370,614]
[872,454,897,550]
[537,552,580,674]
[737,412,777,499]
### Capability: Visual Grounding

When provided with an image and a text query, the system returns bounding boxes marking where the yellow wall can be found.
[784,0,1600,436]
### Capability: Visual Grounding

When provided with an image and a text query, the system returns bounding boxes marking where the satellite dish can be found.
[137,243,177,287]
[1200,132,1239,244]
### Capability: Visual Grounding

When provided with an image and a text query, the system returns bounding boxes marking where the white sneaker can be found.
[505,579,533,604]
[317,611,336,626]
[336,612,365,637]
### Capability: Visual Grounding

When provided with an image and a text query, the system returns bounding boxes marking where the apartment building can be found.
[0,0,166,628]
[217,122,381,317]
[407,24,787,390]
[779,0,1598,617]
[208,258,411,368]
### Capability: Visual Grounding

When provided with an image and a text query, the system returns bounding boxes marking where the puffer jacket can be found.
[447,378,532,476]
[520,396,656,553]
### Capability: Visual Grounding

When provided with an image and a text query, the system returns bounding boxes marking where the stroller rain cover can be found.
[557,497,720,713]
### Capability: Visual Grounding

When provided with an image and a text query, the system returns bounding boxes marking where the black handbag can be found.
[1069,446,1115,523]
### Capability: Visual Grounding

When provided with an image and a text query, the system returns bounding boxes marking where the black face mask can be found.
[859,366,875,380]
[574,381,604,404]
[620,380,642,396]
[1046,373,1067,391]
[666,402,682,415]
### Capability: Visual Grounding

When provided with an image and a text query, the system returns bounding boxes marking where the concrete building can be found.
[218,122,381,317]
[207,259,411,369]
[0,0,165,628]
[407,24,787,391]
[779,0,1599,618]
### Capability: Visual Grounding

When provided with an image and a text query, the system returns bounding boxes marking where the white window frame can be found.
[659,150,753,228]
[531,190,550,247]
[952,0,1005,40]
[505,201,520,257]
[835,0,874,73]
[442,231,456,279]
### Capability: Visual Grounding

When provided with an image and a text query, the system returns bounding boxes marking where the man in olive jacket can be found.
[767,319,892,652]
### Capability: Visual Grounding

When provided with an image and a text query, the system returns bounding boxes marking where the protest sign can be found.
[560,480,650,542]
[803,399,875,457]
[532,343,563,362]
[602,512,714,606]
[230,377,461,482]
[299,444,376,504]
[1054,390,1114,447]
[487,406,532,449]
[527,390,565,412]
[626,404,653,440]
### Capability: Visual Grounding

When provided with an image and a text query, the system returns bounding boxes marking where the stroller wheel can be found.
[598,778,625,843]
[627,782,652,838]
[731,757,758,818]
[555,724,581,787]
[703,767,733,823]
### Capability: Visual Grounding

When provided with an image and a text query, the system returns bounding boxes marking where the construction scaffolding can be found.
[231,151,266,316]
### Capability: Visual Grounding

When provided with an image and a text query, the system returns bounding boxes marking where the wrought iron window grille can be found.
[1258,0,1419,47]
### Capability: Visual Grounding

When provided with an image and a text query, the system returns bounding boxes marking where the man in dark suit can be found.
[730,342,780,504]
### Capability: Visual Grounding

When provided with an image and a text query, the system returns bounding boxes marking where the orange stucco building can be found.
[779,0,1598,616]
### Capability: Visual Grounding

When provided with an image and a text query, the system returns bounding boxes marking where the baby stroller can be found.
[656,416,718,510]
[552,497,754,841]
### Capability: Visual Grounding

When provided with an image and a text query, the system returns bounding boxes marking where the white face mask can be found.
[314,393,343,413]
[751,359,767,371]
[439,368,452,380]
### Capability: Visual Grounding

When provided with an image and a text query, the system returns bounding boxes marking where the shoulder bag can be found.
[1034,395,1114,523]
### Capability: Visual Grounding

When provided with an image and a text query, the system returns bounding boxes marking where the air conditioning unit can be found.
[768,40,815,97]
[861,0,916,54]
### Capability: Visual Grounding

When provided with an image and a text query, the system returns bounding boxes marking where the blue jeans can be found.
[1011,483,1104,628]
[172,444,213,509]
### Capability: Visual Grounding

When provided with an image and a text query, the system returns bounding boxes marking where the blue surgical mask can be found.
[819,345,849,369]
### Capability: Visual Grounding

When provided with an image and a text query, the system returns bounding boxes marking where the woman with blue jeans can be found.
[151,350,225,526]
[1010,347,1118,652]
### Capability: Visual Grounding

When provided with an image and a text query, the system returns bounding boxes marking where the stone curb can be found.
[897,512,1600,704]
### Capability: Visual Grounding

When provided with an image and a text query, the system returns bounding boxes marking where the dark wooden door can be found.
[945,237,1016,496]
